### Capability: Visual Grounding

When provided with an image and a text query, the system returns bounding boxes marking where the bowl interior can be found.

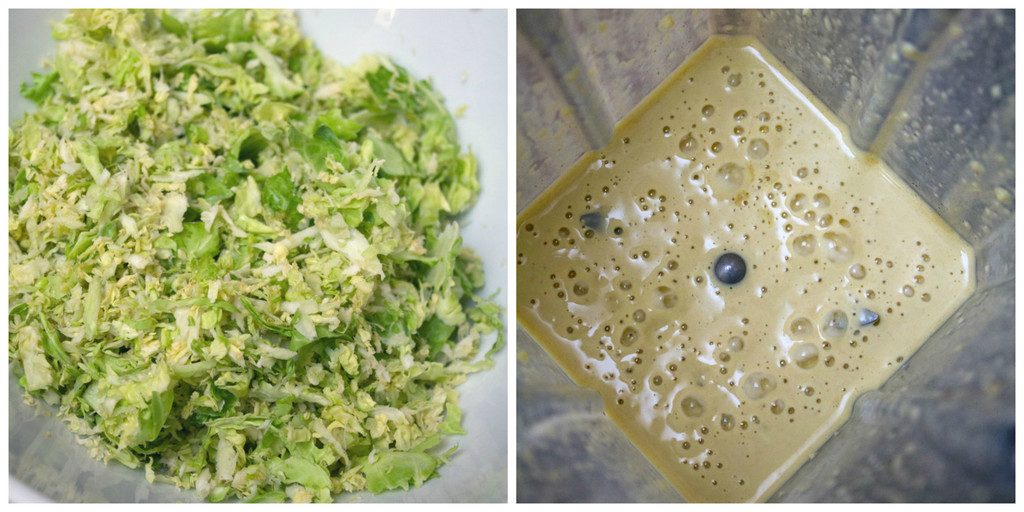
[8,9,509,503]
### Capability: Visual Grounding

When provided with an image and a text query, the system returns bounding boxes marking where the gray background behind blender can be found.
[517,9,1014,502]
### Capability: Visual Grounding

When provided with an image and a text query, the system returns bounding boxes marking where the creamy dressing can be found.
[516,36,974,502]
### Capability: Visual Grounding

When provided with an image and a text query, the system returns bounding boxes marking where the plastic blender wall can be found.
[516,9,1014,502]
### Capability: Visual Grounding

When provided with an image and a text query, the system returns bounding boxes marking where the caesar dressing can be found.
[516,36,973,502]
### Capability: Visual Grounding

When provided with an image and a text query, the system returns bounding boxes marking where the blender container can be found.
[516,9,1014,502]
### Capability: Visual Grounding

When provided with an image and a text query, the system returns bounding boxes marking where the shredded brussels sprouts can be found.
[9,9,502,503]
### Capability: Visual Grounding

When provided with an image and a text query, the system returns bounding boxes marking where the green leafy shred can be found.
[8,9,502,503]
[19,71,59,104]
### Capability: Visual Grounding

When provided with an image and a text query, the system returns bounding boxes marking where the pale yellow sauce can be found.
[516,36,974,502]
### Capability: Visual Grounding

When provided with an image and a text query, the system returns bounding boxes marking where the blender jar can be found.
[516,9,1014,502]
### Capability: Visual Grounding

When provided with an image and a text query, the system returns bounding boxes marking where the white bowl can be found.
[7,9,508,503]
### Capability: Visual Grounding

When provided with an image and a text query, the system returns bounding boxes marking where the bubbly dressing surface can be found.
[516,37,974,502]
